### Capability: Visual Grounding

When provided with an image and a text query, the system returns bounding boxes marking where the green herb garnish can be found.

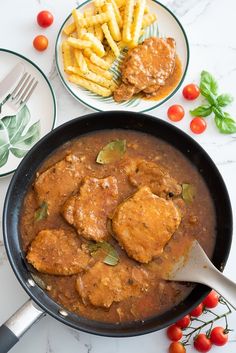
[87,241,119,266]
[96,139,126,164]
[190,71,236,134]
[34,201,48,221]
[182,183,196,203]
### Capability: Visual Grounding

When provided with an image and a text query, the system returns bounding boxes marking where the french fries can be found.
[74,50,88,73]
[108,0,123,27]
[94,24,104,41]
[130,0,146,47]
[67,66,114,89]
[79,12,111,27]
[114,0,126,8]
[67,37,92,49]
[122,0,135,42]
[63,22,76,36]
[104,3,121,41]
[61,0,157,97]
[82,32,105,56]
[102,23,120,57]
[68,74,112,96]
[142,13,157,29]
[72,9,86,37]
[90,53,111,69]
[84,8,95,35]
[61,41,74,72]
[85,58,113,79]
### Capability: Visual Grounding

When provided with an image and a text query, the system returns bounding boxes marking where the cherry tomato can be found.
[182,84,200,100]
[190,117,207,134]
[176,315,191,329]
[194,334,212,353]
[190,303,204,317]
[210,327,228,346]
[202,290,219,309]
[169,341,186,353]
[167,104,185,122]
[33,35,48,51]
[37,10,54,28]
[167,325,183,341]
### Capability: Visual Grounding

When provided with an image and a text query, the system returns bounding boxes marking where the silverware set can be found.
[0,63,38,118]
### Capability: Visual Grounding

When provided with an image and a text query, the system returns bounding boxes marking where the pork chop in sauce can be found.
[62,176,118,241]
[114,37,176,102]
[112,186,181,263]
[26,229,90,275]
[126,159,182,198]
[34,154,87,215]
[76,262,149,308]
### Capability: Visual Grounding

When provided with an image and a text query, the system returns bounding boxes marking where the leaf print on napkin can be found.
[0,106,40,167]
[0,121,9,167]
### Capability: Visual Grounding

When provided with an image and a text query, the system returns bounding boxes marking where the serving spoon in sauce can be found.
[164,240,236,309]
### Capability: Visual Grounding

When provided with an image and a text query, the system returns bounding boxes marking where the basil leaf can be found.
[214,115,236,134]
[34,202,48,221]
[96,139,126,164]
[182,183,196,203]
[212,105,225,119]
[200,71,218,97]
[216,94,234,107]
[87,241,119,266]
[190,105,212,117]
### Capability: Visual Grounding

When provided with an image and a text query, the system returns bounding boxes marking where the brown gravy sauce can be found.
[144,56,182,101]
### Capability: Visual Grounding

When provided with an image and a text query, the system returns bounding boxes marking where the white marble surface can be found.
[1,0,236,352]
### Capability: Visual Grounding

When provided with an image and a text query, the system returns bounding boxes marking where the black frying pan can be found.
[0,112,232,353]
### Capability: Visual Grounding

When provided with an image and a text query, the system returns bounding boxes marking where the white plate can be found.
[55,0,189,112]
[0,48,56,178]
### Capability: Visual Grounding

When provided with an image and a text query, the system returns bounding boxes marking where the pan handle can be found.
[0,299,45,353]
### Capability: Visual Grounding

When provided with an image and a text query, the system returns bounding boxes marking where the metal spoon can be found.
[164,240,236,309]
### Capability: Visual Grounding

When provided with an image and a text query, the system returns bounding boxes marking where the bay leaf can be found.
[34,201,48,221]
[96,139,126,164]
[87,241,119,266]
[182,183,196,203]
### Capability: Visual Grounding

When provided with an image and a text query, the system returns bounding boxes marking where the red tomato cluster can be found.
[33,10,54,51]
[166,291,229,353]
[167,83,207,134]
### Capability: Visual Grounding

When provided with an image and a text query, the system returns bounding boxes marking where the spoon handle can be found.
[199,266,236,310]
[167,241,236,309]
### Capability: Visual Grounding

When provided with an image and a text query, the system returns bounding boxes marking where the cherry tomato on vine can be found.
[167,104,185,122]
[37,10,54,28]
[210,327,228,346]
[176,315,191,329]
[190,303,204,317]
[169,341,186,353]
[190,117,207,134]
[194,333,212,353]
[33,35,48,51]
[202,290,219,309]
[182,84,200,100]
[167,325,183,341]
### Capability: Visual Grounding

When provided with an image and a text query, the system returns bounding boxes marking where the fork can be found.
[0,72,38,119]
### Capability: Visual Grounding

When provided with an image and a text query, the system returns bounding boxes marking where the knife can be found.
[0,63,25,105]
